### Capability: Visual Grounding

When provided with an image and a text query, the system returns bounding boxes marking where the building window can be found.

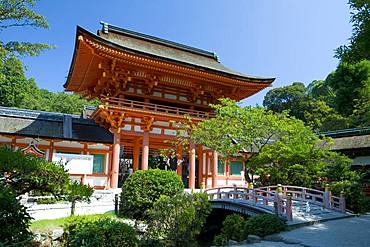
[218,160,224,175]
[92,153,105,174]
[230,161,243,176]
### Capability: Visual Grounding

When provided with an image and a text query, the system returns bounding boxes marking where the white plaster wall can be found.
[87,143,110,150]
[54,141,84,149]
[0,135,12,142]
[85,176,108,187]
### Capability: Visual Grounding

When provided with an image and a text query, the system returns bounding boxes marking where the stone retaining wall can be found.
[22,189,121,221]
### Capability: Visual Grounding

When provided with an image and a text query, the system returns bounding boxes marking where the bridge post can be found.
[323,184,332,209]
[339,191,346,212]
[252,190,257,204]
[274,193,282,216]
[300,188,306,209]
[286,194,293,221]
[217,188,222,199]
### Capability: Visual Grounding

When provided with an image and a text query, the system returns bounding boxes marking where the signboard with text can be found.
[52,153,94,175]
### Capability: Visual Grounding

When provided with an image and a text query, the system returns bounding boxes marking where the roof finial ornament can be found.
[100,21,109,34]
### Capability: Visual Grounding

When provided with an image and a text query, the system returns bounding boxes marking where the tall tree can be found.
[0,0,51,57]
[325,60,370,118]
[335,0,370,63]
[263,82,349,131]
[191,99,352,186]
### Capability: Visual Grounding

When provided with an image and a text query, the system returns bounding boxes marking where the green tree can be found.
[192,99,352,186]
[325,60,370,117]
[0,0,51,58]
[335,0,370,63]
[0,146,69,196]
[263,82,349,131]
[64,180,93,216]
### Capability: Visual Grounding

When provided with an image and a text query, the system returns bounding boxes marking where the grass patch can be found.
[30,211,116,233]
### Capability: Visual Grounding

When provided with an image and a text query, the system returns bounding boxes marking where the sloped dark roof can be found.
[0,106,112,143]
[320,127,370,138]
[96,22,274,82]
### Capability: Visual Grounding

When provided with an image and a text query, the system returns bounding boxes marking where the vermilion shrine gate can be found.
[65,22,274,189]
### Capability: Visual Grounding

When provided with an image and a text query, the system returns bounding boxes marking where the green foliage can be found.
[213,214,286,245]
[212,234,228,246]
[119,169,184,220]
[325,60,370,117]
[244,214,286,237]
[0,184,33,246]
[0,0,52,57]
[0,54,99,113]
[0,146,69,196]
[62,217,138,247]
[220,214,246,242]
[326,161,370,214]
[193,99,350,186]
[64,180,93,215]
[263,82,349,131]
[335,0,370,63]
[146,192,211,246]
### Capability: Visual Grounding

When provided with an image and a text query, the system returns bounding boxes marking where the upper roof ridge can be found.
[100,21,219,61]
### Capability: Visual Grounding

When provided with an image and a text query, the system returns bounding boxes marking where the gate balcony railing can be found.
[101,96,214,119]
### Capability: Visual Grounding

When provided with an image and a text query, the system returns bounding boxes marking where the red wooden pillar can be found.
[212,150,218,188]
[205,152,210,188]
[141,131,149,170]
[189,142,196,190]
[176,146,183,177]
[110,130,120,189]
[197,145,203,187]
[133,139,140,171]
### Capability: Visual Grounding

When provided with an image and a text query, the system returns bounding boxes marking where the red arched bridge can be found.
[204,185,351,225]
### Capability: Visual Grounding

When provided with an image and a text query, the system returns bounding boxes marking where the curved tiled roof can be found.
[0,106,112,143]
[97,22,274,82]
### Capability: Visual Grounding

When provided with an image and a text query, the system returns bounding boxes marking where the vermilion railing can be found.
[204,184,347,221]
[101,96,214,119]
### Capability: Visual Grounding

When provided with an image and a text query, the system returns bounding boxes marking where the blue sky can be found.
[3,0,352,106]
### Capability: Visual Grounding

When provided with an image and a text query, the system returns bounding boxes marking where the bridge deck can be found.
[205,185,352,225]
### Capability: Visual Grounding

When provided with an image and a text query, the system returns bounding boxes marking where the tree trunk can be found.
[71,200,76,216]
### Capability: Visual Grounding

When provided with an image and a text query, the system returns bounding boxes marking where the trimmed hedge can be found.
[62,217,138,247]
[119,169,184,219]
[244,214,286,237]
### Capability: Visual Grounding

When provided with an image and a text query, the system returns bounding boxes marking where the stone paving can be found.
[237,214,370,247]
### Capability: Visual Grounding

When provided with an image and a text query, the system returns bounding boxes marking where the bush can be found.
[119,169,184,219]
[244,214,286,237]
[212,214,246,244]
[146,192,211,246]
[331,180,370,213]
[213,233,228,246]
[62,217,138,247]
[221,214,246,241]
[0,185,33,246]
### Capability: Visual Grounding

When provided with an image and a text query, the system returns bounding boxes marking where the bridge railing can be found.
[204,186,293,221]
[258,185,346,212]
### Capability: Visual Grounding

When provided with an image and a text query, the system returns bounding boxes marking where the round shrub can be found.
[119,169,184,219]
[0,185,32,246]
[62,217,138,247]
[213,233,228,246]
[221,214,246,241]
[244,214,286,237]
[146,192,211,246]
